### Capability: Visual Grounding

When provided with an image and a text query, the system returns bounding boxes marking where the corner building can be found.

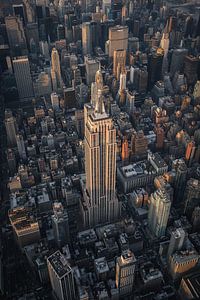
[82,93,120,227]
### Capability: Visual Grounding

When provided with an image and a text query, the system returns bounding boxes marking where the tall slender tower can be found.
[82,90,120,227]
[12,56,34,100]
[51,48,62,89]
[148,188,171,238]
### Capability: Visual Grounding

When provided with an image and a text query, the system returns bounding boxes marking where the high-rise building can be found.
[184,179,200,216]
[155,126,165,149]
[167,228,186,260]
[184,55,199,86]
[118,70,127,106]
[34,71,52,97]
[82,22,92,55]
[52,202,70,248]
[63,87,76,109]
[12,56,34,100]
[169,250,199,280]
[16,134,27,160]
[82,91,120,227]
[121,139,129,162]
[51,92,60,110]
[5,113,17,146]
[108,26,128,58]
[9,206,40,248]
[148,50,163,88]
[170,48,188,77]
[115,249,136,297]
[5,15,27,55]
[148,188,171,238]
[51,48,62,89]
[113,49,126,79]
[47,251,76,300]
[131,130,148,157]
[85,57,100,85]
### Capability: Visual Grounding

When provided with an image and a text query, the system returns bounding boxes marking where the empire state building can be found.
[81,90,120,227]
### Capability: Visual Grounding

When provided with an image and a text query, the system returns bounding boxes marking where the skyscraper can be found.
[108,25,128,58]
[148,188,171,238]
[51,48,62,89]
[52,202,70,248]
[115,249,136,297]
[82,22,92,55]
[12,56,34,100]
[82,90,120,227]
[5,113,17,147]
[167,228,185,260]
[47,251,76,300]
[5,15,27,55]
[113,49,126,79]
[16,134,27,160]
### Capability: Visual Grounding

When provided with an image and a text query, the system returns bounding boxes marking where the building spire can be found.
[95,89,105,114]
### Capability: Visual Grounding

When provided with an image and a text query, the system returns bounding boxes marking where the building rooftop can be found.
[48,250,72,278]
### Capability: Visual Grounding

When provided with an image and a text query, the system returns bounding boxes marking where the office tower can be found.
[170,49,188,77]
[102,0,111,15]
[179,272,200,299]
[128,37,139,53]
[25,23,39,51]
[118,70,127,106]
[108,26,128,58]
[7,149,17,175]
[16,134,27,160]
[91,69,104,107]
[5,15,27,55]
[167,228,185,260]
[39,41,50,60]
[52,202,70,248]
[82,91,120,227]
[148,188,171,238]
[137,67,148,93]
[12,56,34,100]
[5,114,17,147]
[9,206,40,248]
[155,126,165,149]
[51,92,59,110]
[121,139,129,162]
[34,72,52,97]
[64,87,76,109]
[75,110,84,138]
[169,250,199,280]
[116,250,136,297]
[193,80,200,102]
[173,159,187,204]
[85,57,100,85]
[185,140,196,166]
[184,179,200,216]
[13,4,25,24]
[51,48,62,89]
[113,49,126,79]
[184,55,199,86]
[192,207,200,232]
[160,31,169,75]
[131,130,148,157]
[57,24,65,40]
[148,50,164,88]
[47,251,76,300]
[82,22,92,55]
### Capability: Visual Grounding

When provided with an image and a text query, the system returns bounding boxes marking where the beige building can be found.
[108,26,128,58]
[82,91,120,227]
[9,206,40,248]
[116,250,136,296]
